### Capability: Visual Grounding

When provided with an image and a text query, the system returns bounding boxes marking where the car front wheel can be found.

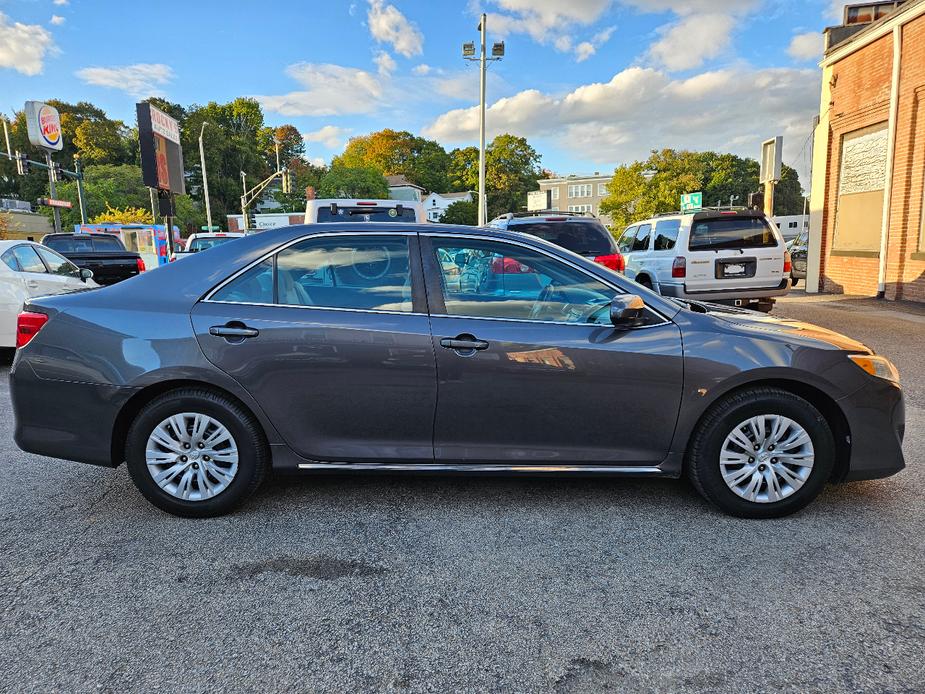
[687,387,835,518]
[125,388,268,517]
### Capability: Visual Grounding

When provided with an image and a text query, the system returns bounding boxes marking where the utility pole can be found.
[464,16,504,226]
[198,122,213,232]
[45,151,61,233]
[74,155,87,224]
[240,171,248,231]
[2,117,11,160]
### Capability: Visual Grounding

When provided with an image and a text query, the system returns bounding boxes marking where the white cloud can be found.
[575,25,615,62]
[374,50,396,75]
[75,63,174,97]
[648,13,735,71]
[788,31,823,61]
[256,63,383,117]
[424,65,820,181]
[50,15,65,25]
[412,63,432,75]
[620,0,757,15]
[0,12,56,76]
[53,0,69,5]
[482,0,614,59]
[303,125,351,150]
[367,0,424,57]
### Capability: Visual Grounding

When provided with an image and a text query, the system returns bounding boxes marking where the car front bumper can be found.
[658,279,791,302]
[838,379,905,482]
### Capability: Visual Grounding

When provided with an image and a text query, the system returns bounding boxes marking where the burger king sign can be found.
[25,101,63,151]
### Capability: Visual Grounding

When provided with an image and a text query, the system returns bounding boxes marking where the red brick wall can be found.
[820,19,925,303]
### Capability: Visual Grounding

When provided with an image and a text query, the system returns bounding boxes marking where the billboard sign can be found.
[137,102,185,195]
[760,136,783,184]
[25,101,63,151]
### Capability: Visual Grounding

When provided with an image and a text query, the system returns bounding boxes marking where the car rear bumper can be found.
[839,379,905,482]
[11,359,132,468]
[659,279,791,302]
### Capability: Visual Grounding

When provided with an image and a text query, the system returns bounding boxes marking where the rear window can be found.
[315,206,417,223]
[91,235,125,251]
[688,217,778,251]
[188,236,239,252]
[44,235,123,253]
[511,221,614,256]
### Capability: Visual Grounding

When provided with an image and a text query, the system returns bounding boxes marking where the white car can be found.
[174,232,245,259]
[616,209,791,312]
[0,240,98,347]
[304,199,426,224]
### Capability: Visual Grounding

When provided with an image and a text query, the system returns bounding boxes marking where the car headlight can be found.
[848,354,900,384]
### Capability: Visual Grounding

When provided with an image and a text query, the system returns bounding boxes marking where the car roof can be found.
[0,239,39,251]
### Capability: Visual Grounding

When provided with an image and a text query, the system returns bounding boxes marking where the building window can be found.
[598,183,608,197]
[833,124,889,253]
[568,204,593,214]
[551,187,559,200]
[568,184,592,198]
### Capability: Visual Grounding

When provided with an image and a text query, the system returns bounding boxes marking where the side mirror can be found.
[80,268,94,282]
[610,294,645,328]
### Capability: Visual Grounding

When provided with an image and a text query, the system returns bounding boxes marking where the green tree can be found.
[318,166,389,199]
[333,129,450,193]
[601,149,804,229]
[44,164,203,231]
[439,198,478,225]
[447,146,478,192]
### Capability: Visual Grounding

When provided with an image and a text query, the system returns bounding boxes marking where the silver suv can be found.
[616,209,791,312]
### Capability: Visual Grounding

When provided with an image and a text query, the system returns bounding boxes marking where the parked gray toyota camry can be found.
[10,223,904,518]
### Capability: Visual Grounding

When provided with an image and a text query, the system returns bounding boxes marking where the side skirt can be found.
[293,462,666,476]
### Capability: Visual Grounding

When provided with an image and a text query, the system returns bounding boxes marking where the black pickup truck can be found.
[41,233,145,285]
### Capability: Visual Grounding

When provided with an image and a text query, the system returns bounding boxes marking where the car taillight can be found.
[672,256,686,278]
[16,312,48,349]
[136,257,146,273]
[783,250,792,274]
[593,253,625,273]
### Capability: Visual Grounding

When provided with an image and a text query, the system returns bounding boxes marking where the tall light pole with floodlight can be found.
[464,15,504,226]
[198,122,214,232]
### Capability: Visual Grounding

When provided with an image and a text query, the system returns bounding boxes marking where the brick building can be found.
[807,0,925,302]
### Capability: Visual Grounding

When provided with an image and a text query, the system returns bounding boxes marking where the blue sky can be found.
[1,0,852,188]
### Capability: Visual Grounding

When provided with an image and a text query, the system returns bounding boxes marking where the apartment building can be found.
[537,173,613,225]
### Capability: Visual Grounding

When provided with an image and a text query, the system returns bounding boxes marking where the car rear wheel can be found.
[125,389,268,517]
[687,387,835,518]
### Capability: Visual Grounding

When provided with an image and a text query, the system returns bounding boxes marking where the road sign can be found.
[760,136,783,183]
[680,192,703,213]
[37,198,72,209]
[200,226,221,231]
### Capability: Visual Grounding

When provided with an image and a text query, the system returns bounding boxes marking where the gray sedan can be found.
[10,223,905,518]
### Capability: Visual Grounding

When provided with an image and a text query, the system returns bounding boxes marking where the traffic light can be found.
[14,152,30,176]
[51,162,64,182]
[747,191,762,210]
[281,170,290,194]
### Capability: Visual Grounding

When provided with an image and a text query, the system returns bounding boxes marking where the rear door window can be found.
[509,221,614,256]
[617,226,637,253]
[12,246,48,274]
[2,250,21,272]
[631,224,652,252]
[688,217,778,251]
[653,219,681,251]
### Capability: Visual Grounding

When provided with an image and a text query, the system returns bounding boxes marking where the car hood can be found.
[691,301,873,353]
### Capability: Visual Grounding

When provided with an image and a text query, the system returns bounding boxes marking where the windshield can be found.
[688,217,778,251]
[315,206,418,223]
[188,236,239,252]
[511,221,615,256]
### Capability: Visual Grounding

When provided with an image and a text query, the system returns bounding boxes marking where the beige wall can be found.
[0,211,54,240]
[538,177,612,223]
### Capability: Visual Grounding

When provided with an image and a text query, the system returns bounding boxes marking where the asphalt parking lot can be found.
[1,294,923,694]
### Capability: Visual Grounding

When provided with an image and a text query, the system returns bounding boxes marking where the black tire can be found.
[791,277,800,288]
[636,276,653,290]
[125,388,269,517]
[687,387,835,518]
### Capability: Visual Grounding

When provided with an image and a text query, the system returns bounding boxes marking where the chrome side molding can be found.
[296,462,664,475]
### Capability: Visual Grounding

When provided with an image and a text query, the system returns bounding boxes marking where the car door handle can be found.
[440,337,489,351]
[210,325,259,338]
[26,280,39,289]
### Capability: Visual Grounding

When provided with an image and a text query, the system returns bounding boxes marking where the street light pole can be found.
[198,122,213,232]
[478,14,487,227]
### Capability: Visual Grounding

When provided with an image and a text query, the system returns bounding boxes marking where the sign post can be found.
[680,192,703,213]
[24,101,64,233]
[137,103,185,259]
[760,136,783,217]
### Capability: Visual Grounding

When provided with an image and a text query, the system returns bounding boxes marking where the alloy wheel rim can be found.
[145,412,239,501]
[719,414,815,504]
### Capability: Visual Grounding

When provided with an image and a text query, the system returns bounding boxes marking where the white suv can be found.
[616,209,791,312]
